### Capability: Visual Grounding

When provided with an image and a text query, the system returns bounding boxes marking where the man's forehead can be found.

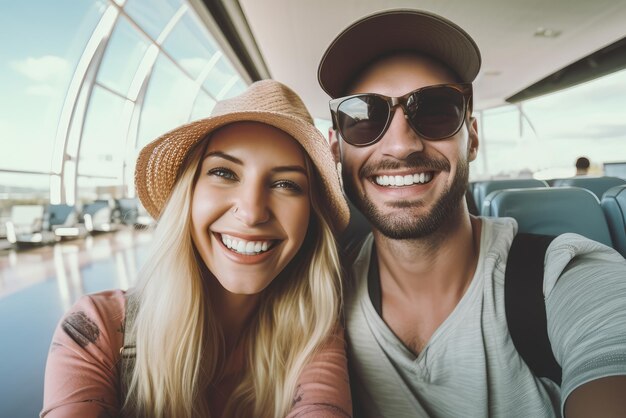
[347,53,460,95]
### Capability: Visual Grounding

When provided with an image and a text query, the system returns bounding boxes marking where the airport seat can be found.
[472,179,548,211]
[114,198,139,225]
[45,204,87,240]
[482,187,613,248]
[601,185,626,257]
[552,176,626,200]
[4,204,56,246]
[82,201,118,233]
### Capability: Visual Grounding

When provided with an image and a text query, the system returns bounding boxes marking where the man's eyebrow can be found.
[203,151,242,165]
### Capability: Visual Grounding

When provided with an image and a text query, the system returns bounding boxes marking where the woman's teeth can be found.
[221,234,272,255]
[374,172,433,187]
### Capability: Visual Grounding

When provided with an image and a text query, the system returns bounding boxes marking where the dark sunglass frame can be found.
[329,83,473,147]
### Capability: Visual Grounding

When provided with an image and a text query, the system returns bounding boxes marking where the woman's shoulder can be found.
[75,289,126,316]
[66,289,126,333]
[55,289,127,361]
[42,290,128,416]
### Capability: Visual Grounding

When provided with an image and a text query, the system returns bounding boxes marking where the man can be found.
[576,157,590,175]
[317,9,626,417]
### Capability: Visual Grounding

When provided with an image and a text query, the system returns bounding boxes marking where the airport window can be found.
[0,0,105,173]
[202,54,242,99]
[189,90,217,121]
[78,86,128,180]
[523,68,626,179]
[135,53,198,149]
[1,0,248,210]
[474,68,626,180]
[96,15,151,97]
[161,11,221,80]
[472,105,539,180]
[123,0,183,41]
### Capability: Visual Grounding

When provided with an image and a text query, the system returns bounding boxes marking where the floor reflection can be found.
[0,227,152,418]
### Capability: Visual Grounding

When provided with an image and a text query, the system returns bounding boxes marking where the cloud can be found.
[10,55,69,82]
[25,84,57,97]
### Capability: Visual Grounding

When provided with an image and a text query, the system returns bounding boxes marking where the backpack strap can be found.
[505,232,562,385]
[119,292,139,400]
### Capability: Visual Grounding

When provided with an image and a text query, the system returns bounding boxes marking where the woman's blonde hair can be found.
[123,135,343,418]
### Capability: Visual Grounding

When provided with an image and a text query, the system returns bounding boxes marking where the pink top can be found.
[41,289,351,417]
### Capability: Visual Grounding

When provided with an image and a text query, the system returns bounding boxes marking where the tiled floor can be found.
[0,227,152,418]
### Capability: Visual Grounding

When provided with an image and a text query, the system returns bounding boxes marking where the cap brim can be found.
[318,9,481,98]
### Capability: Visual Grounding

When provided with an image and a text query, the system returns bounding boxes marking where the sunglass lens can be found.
[337,96,389,145]
[409,87,465,139]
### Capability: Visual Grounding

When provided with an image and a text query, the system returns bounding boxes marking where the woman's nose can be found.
[231,185,271,226]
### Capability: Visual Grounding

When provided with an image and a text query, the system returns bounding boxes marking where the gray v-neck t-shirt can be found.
[345,217,626,417]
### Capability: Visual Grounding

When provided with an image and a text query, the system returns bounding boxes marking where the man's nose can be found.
[377,107,425,159]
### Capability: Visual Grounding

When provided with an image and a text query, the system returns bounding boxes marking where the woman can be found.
[41,80,351,418]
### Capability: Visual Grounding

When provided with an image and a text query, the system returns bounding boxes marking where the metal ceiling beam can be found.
[507,36,626,103]
[198,0,270,82]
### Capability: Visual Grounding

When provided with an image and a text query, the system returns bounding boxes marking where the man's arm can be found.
[564,376,626,417]
[542,234,626,417]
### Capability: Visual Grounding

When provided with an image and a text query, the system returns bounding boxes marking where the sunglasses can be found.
[329,83,473,147]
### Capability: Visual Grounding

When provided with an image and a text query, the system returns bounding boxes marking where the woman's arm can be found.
[287,327,352,418]
[41,290,125,418]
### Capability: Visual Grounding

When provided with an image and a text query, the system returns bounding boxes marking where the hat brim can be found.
[318,9,481,98]
[135,111,349,232]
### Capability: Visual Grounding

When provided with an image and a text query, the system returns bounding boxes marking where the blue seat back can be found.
[473,179,548,211]
[601,185,626,257]
[482,187,613,247]
[552,176,626,200]
[45,204,76,229]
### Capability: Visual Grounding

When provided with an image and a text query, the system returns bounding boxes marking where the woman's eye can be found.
[207,167,237,180]
[274,180,303,193]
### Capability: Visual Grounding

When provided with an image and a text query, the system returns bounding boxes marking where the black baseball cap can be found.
[318,9,482,98]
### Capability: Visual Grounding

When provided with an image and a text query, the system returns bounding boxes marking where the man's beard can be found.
[343,154,470,240]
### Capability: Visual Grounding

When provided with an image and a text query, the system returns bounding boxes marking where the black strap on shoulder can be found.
[505,232,562,385]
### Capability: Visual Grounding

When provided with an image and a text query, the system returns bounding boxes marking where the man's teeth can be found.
[221,234,271,255]
[374,172,433,186]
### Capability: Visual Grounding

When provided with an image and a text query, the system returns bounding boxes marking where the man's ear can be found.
[467,117,479,162]
[328,128,341,163]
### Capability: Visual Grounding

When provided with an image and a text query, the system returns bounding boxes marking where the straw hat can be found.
[318,9,481,98]
[135,79,349,232]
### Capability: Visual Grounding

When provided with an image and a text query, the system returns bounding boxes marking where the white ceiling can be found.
[236,0,626,119]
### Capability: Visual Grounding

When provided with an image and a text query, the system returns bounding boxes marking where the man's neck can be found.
[371,211,482,355]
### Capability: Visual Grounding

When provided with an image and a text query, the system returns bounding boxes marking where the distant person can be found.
[318,9,626,417]
[41,80,352,417]
[576,156,590,175]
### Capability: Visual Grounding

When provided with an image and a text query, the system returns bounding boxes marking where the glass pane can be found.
[202,55,240,99]
[77,176,125,204]
[136,54,198,149]
[124,0,183,41]
[97,15,150,96]
[523,68,626,177]
[473,106,539,179]
[226,78,248,98]
[0,0,106,172]
[79,86,128,178]
[189,91,216,122]
[162,11,220,80]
